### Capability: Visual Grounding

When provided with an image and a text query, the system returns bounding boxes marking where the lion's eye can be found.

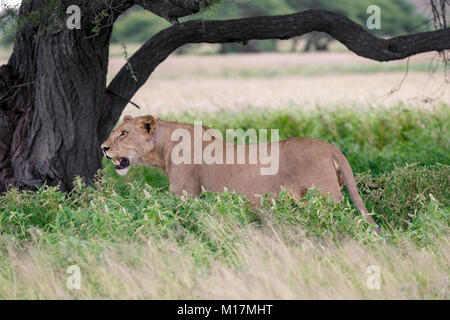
[120,131,127,137]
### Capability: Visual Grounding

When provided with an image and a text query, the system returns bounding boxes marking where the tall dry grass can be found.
[1,226,448,299]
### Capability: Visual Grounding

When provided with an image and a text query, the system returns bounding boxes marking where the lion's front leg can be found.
[169,182,201,197]
[167,166,201,197]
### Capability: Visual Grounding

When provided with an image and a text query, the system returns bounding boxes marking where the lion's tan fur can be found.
[102,115,377,227]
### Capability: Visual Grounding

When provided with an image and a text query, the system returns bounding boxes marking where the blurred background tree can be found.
[110,6,171,44]
[0,5,18,47]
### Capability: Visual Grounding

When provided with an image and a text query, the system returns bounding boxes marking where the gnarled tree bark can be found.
[0,0,126,191]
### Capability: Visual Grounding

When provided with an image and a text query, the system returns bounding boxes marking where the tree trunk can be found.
[0,1,114,192]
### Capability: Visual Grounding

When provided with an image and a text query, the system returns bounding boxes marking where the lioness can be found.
[101,115,378,228]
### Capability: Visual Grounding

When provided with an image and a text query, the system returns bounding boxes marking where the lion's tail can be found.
[333,151,380,231]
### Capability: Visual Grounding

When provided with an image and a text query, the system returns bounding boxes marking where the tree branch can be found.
[102,9,450,141]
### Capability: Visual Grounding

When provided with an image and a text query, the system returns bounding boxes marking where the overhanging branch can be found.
[102,9,450,140]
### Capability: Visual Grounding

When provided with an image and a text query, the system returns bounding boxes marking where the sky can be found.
[1,0,21,8]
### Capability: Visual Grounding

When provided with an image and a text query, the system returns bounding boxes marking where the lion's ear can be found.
[138,115,157,136]
[123,115,134,122]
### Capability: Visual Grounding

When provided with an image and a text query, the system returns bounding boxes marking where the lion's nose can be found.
[102,146,112,159]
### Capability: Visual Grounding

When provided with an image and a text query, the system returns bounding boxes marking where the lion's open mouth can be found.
[113,157,130,170]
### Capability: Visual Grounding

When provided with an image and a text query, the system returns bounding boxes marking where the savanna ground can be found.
[0,44,449,299]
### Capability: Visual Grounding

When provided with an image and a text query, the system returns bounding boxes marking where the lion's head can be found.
[101,115,156,175]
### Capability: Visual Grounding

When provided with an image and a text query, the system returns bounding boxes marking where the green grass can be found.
[0,103,448,299]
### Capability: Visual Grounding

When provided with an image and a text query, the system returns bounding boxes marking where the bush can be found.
[357,164,449,230]
[0,164,447,249]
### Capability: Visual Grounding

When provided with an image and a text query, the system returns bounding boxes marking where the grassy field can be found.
[0,102,448,299]
[0,47,449,299]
